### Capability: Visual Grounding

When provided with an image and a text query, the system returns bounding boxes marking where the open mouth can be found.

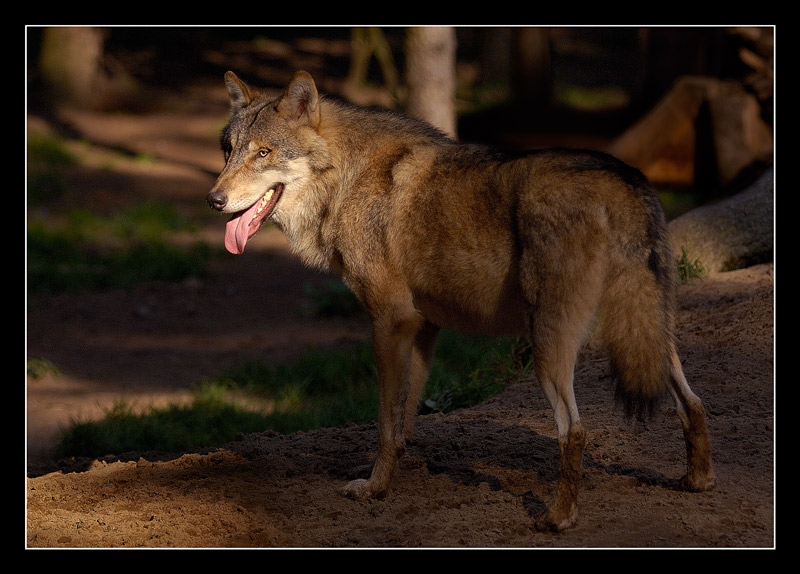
[224,183,284,254]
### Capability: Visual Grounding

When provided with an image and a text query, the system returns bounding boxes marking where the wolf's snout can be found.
[207,191,228,211]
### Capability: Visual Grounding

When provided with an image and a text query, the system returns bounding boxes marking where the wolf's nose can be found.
[206,191,227,211]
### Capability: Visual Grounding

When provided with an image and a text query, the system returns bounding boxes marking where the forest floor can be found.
[26,246,775,547]
[26,30,775,548]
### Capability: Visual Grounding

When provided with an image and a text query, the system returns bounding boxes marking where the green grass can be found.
[27,357,60,380]
[303,280,366,318]
[212,343,381,434]
[553,83,630,111]
[423,332,531,413]
[53,389,275,459]
[658,188,701,221]
[51,331,530,460]
[27,132,212,293]
[676,246,708,284]
[27,132,78,206]
[27,203,211,293]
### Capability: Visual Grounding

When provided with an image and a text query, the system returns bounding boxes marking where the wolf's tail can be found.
[599,200,677,418]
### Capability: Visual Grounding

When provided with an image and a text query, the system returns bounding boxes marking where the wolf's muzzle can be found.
[207,191,227,211]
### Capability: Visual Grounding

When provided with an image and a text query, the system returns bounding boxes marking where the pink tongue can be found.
[224,200,262,255]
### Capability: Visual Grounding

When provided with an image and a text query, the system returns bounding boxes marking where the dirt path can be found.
[26,66,774,548]
[26,234,775,547]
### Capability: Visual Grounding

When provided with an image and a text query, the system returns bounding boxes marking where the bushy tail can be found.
[600,247,677,419]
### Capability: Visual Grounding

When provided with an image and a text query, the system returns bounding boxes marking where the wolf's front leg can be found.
[343,303,422,501]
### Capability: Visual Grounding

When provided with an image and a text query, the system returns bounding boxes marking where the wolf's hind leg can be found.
[668,348,715,491]
[524,277,599,531]
[519,228,604,531]
[528,326,587,532]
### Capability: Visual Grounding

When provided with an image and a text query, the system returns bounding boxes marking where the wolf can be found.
[206,70,715,531]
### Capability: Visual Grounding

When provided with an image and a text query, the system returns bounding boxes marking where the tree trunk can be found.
[38,27,107,106]
[37,27,138,111]
[512,28,551,111]
[404,27,458,139]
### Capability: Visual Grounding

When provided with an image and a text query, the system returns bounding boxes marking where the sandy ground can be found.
[26,56,775,548]
[26,257,775,548]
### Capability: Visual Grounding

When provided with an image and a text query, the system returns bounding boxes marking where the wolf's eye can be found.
[258,148,271,157]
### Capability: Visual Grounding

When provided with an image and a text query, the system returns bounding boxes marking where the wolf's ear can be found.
[277,71,321,129]
[224,71,257,112]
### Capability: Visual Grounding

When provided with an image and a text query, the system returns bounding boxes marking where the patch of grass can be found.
[676,246,707,284]
[116,200,200,239]
[53,331,530,459]
[658,188,701,220]
[553,84,630,111]
[422,332,531,413]
[303,280,365,318]
[219,331,527,421]
[27,202,210,293]
[27,132,77,206]
[27,130,211,293]
[214,343,380,433]
[54,390,275,460]
[27,357,60,379]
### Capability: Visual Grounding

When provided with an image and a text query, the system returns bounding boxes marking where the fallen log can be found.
[608,76,773,190]
[667,167,774,273]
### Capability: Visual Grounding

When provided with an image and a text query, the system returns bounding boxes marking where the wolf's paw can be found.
[534,506,578,533]
[342,478,386,501]
[679,472,716,492]
[347,463,373,480]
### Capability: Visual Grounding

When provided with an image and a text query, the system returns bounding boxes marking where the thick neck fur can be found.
[274,97,454,274]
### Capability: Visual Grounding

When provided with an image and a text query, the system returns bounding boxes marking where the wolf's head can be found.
[206,71,329,254]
